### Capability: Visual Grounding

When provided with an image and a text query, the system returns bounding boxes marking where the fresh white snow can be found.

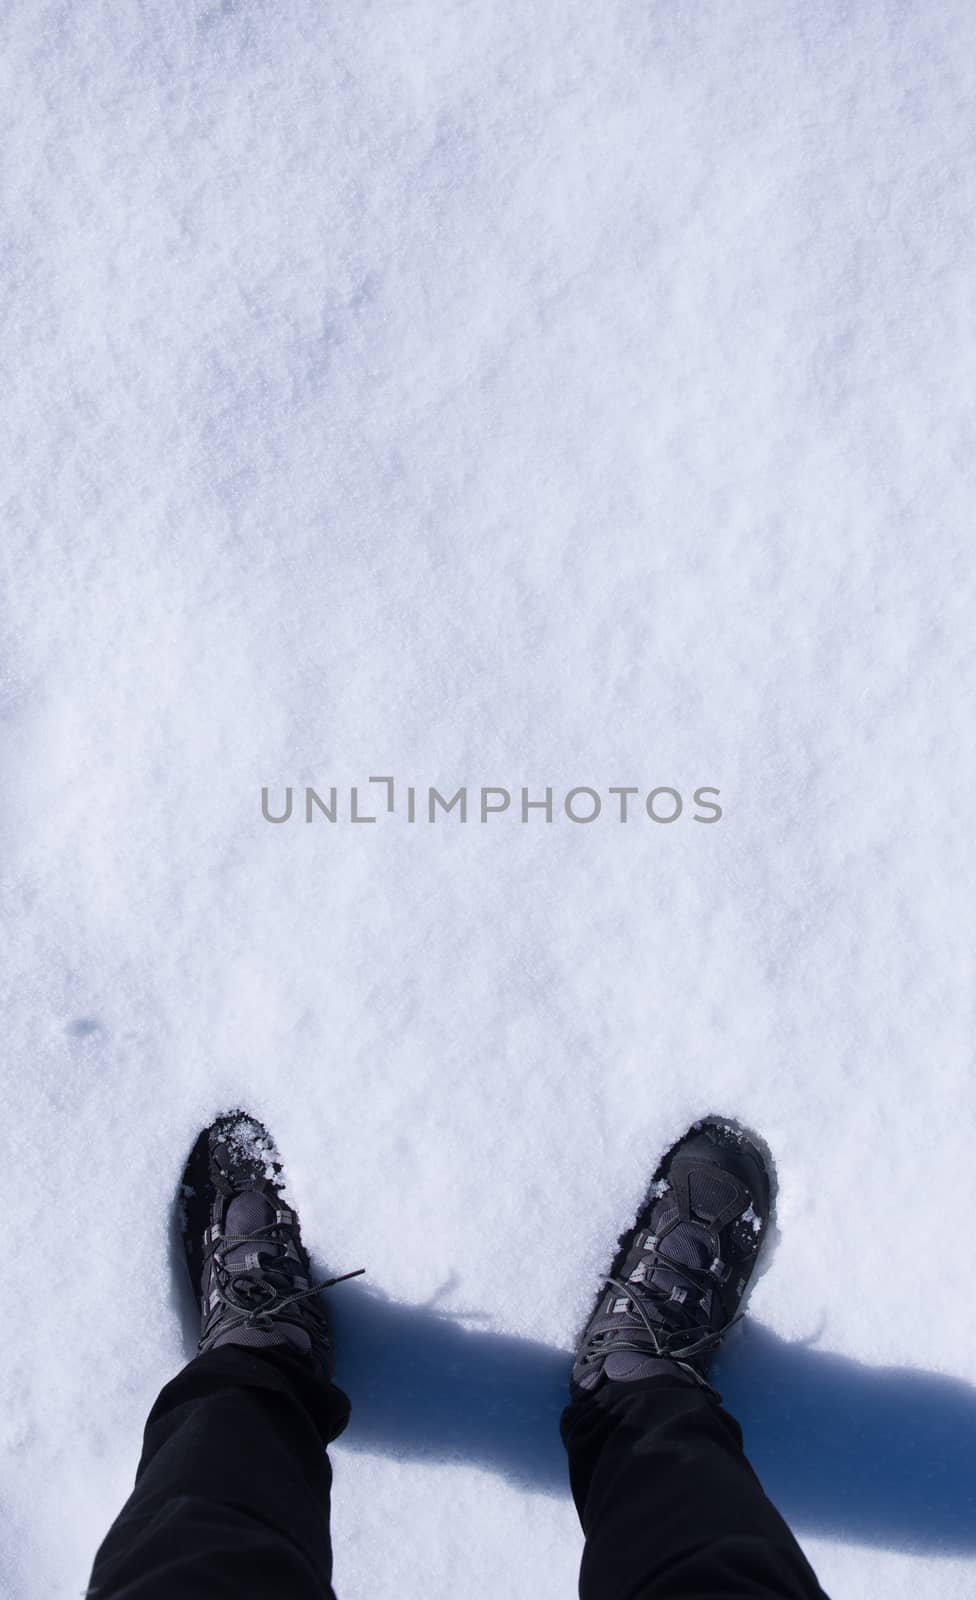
[3,3,976,1596]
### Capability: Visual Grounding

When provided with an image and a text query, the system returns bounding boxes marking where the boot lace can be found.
[578,1244,743,1391]
[201,1217,364,1346]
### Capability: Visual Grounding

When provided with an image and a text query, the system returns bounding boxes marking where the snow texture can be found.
[3,3,976,1596]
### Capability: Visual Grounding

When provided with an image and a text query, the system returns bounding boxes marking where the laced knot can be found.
[203,1216,364,1342]
[577,1236,743,1393]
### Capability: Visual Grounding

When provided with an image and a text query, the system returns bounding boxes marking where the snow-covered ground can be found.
[3,4,976,1595]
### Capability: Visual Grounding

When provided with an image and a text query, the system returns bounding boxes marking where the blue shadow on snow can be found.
[170,1214,976,1556]
[326,1279,976,1556]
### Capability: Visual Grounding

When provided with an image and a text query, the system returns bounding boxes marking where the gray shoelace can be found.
[202,1219,364,1343]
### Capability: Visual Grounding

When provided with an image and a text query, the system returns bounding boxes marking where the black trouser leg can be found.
[561,1375,829,1600]
[86,1347,350,1600]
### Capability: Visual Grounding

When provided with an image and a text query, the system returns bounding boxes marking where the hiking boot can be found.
[180,1110,362,1383]
[571,1118,770,1397]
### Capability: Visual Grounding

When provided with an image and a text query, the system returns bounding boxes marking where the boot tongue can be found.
[216,1185,308,1349]
[639,1223,711,1329]
[225,1186,273,1231]
[223,1188,280,1275]
[645,1187,722,1328]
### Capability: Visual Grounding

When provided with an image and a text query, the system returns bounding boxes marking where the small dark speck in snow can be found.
[66,1017,101,1038]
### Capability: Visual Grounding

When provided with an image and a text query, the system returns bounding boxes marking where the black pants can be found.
[86,1350,827,1599]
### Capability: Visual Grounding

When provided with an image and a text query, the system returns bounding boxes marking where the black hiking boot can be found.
[571,1118,771,1397]
[180,1110,363,1384]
